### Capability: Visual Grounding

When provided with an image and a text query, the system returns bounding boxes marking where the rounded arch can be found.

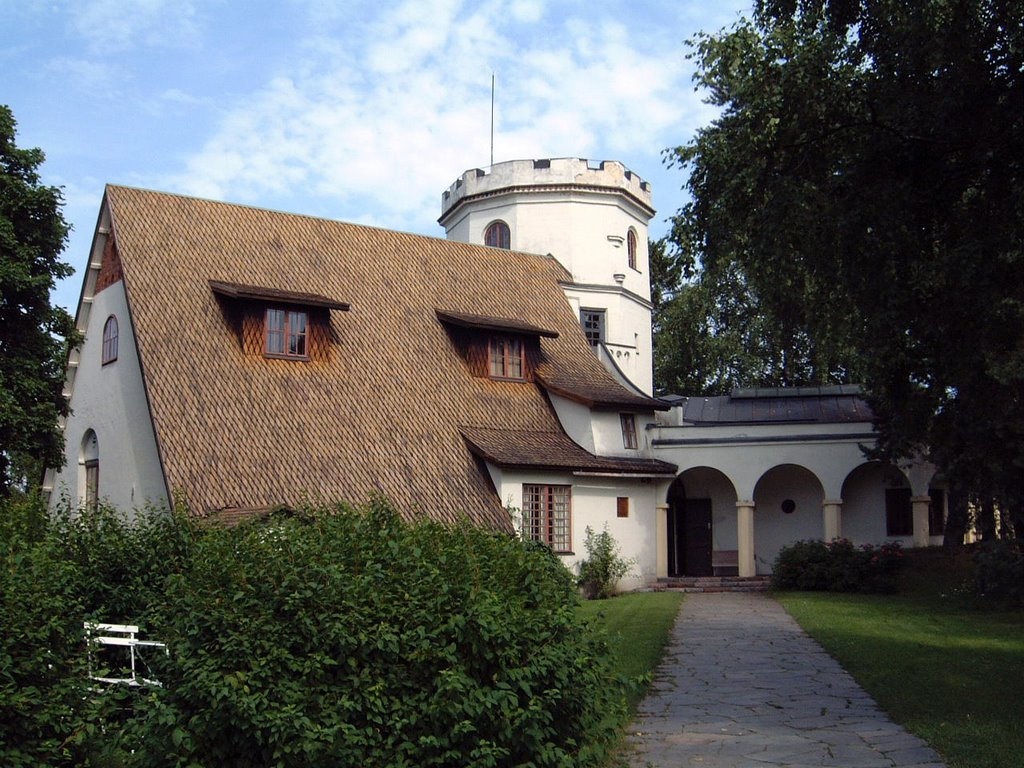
[752,464,825,573]
[102,314,119,364]
[79,429,99,511]
[666,467,738,577]
[626,227,638,270]
[483,220,511,249]
[842,460,908,544]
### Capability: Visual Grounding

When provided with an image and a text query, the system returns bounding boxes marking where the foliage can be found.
[576,591,683,714]
[772,538,905,593]
[576,525,635,600]
[662,1,1024,513]
[973,539,1024,607]
[0,496,624,768]
[0,105,79,495]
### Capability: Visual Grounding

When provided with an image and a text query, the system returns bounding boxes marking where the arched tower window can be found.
[80,429,99,512]
[627,229,638,271]
[484,220,511,249]
[102,315,119,364]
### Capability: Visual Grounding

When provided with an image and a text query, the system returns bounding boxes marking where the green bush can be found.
[576,525,635,600]
[1,497,623,767]
[973,539,1024,606]
[772,538,905,593]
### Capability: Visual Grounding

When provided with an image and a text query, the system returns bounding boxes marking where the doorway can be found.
[667,479,713,577]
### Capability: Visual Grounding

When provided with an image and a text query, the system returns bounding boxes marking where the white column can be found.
[655,503,668,578]
[823,499,843,541]
[912,495,931,547]
[736,500,756,577]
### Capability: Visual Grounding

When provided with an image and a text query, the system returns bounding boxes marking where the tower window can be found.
[484,220,511,249]
[265,308,309,359]
[580,309,605,346]
[102,315,118,365]
[627,229,638,271]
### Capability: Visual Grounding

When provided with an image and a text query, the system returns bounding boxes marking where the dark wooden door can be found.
[668,498,713,577]
[683,499,713,576]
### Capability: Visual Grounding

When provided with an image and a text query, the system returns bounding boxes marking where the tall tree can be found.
[666,1,1024,511]
[0,106,77,495]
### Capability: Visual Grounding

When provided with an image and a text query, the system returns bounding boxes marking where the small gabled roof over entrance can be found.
[460,426,677,476]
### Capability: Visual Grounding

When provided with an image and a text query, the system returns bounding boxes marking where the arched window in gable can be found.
[627,229,638,271]
[484,220,511,249]
[102,315,118,364]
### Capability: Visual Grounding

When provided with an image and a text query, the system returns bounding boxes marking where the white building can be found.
[45,158,947,590]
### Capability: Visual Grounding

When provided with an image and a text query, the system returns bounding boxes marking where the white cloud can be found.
[161,0,718,234]
[65,0,201,53]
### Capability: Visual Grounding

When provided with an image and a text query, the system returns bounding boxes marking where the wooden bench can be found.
[711,550,739,576]
[84,622,166,687]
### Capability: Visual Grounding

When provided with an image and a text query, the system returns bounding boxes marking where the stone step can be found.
[649,575,771,593]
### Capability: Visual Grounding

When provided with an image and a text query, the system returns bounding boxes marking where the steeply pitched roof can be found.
[104,185,660,527]
[460,427,677,476]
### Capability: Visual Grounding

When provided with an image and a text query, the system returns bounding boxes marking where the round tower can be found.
[439,157,656,395]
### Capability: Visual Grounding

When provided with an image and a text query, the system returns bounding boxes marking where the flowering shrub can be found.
[576,525,635,599]
[772,538,905,593]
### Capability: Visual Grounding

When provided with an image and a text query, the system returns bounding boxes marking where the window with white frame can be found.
[523,484,571,552]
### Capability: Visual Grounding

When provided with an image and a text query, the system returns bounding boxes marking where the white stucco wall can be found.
[492,465,662,592]
[47,280,167,517]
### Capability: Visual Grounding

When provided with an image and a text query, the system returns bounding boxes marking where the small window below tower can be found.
[484,220,511,249]
[627,229,638,271]
[580,309,605,347]
[102,315,118,365]
[620,413,638,449]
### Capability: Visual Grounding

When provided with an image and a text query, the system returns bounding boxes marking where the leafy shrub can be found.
[576,525,635,600]
[1,496,623,767]
[772,538,905,593]
[973,539,1024,606]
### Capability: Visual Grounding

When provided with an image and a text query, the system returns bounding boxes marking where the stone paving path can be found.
[625,592,946,768]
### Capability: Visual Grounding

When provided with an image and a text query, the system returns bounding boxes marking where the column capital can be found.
[735,499,756,510]
[823,498,844,507]
[911,495,933,504]
[655,502,669,511]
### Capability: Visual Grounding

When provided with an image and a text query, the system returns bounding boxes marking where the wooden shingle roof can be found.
[105,185,661,528]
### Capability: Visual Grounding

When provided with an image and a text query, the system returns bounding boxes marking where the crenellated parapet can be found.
[440,157,653,223]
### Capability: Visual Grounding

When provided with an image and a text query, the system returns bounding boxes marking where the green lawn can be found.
[776,553,1024,768]
[577,590,684,713]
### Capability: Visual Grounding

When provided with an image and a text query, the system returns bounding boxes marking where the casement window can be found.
[620,413,638,449]
[617,496,630,518]
[265,308,308,359]
[488,335,524,380]
[885,488,913,536]
[484,220,511,249]
[523,484,571,552]
[101,315,118,364]
[627,229,638,271]
[580,309,605,346]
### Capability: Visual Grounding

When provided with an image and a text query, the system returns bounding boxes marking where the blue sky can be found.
[3,0,750,311]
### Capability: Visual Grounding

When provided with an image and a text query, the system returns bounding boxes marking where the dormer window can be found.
[489,335,524,380]
[484,220,511,249]
[209,280,349,363]
[265,308,308,359]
